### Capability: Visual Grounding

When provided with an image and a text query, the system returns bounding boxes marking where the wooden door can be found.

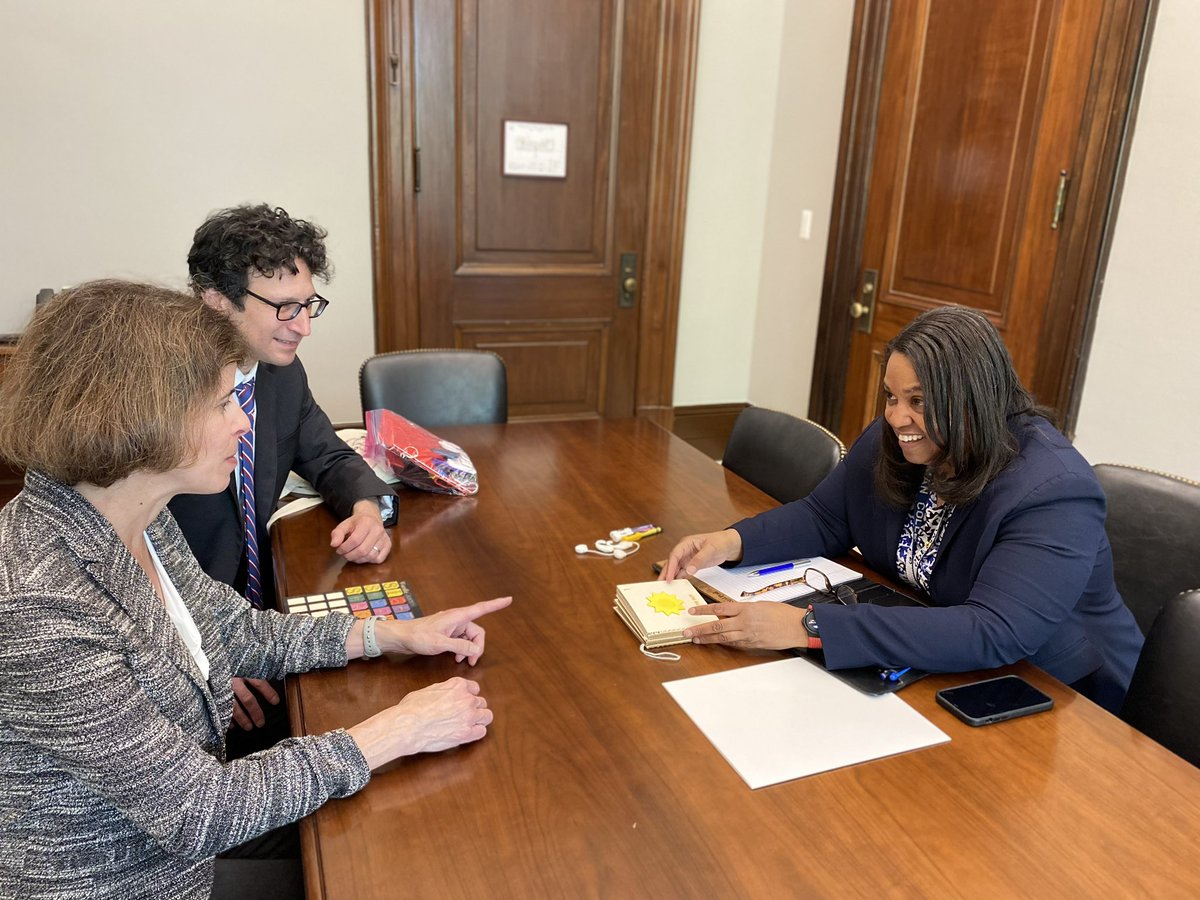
[829,0,1145,443]
[394,0,656,420]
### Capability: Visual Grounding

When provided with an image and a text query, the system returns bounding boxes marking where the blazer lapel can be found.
[28,475,224,733]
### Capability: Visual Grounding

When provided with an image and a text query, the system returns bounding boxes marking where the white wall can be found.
[672,1,853,414]
[671,0,786,406]
[0,1,375,422]
[1072,0,1199,480]
[745,1,854,414]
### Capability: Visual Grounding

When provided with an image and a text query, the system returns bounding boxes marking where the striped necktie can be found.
[235,378,262,609]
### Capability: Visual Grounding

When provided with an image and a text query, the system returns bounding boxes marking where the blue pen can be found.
[880,666,912,682]
[750,559,812,577]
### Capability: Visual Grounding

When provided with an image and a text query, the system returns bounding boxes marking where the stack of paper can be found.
[692,556,861,603]
[663,658,950,788]
[613,579,716,648]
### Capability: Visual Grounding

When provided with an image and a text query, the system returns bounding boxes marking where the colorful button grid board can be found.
[284,581,423,620]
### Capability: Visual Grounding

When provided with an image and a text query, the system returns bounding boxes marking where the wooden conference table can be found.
[272,418,1200,898]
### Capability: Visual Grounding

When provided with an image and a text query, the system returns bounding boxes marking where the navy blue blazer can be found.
[169,357,396,600]
[731,416,1143,712]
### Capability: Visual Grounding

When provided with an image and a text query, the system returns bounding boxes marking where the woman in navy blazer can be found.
[663,306,1143,713]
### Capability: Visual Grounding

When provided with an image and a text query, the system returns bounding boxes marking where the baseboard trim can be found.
[672,402,749,460]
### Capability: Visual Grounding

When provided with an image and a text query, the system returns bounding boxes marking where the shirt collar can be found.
[236,363,259,387]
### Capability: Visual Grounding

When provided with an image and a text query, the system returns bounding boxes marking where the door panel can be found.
[465,1,612,261]
[837,0,1105,443]
[414,0,652,419]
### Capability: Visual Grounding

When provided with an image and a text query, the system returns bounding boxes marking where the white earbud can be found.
[574,539,639,560]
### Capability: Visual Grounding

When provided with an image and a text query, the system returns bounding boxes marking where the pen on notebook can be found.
[750,559,812,577]
[880,666,912,682]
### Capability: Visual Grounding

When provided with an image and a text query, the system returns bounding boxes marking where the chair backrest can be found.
[721,407,845,504]
[359,349,508,428]
[1094,463,1200,635]
[1121,589,1200,768]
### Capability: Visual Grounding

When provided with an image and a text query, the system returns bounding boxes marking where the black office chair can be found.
[359,349,508,428]
[721,407,845,504]
[1094,463,1200,635]
[1121,589,1200,768]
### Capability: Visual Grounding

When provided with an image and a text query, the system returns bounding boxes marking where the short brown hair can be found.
[0,280,246,487]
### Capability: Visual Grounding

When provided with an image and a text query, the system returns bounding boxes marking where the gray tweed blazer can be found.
[0,472,372,899]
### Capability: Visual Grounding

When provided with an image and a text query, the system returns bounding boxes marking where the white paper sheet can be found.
[692,556,861,603]
[663,658,950,789]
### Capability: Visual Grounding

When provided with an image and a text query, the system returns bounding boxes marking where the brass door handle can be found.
[622,276,638,293]
[852,269,879,333]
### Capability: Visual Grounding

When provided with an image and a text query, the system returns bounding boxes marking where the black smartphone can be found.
[936,675,1053,726]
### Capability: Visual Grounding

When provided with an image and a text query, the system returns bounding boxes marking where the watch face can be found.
[804,609,819,635]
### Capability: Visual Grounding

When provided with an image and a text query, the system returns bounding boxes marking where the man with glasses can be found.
[170,204,397,755]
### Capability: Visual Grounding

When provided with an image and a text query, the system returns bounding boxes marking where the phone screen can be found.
[936,676,1053,725]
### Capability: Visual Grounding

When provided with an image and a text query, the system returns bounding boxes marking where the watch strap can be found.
[362,616,384,658]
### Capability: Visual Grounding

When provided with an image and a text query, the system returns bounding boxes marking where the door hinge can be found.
[1051,169,1069,230]
[412,147,422,193]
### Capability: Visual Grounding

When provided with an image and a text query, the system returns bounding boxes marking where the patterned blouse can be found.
[896,476,955,592]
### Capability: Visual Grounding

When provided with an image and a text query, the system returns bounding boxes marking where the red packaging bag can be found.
[363,409,479,496]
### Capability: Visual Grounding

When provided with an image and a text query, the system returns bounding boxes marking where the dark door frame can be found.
[807,0,1158,436]
[364,0,702,428]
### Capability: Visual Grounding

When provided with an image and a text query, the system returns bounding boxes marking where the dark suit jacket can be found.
[169,357,396,600]
[731,416,1143,712]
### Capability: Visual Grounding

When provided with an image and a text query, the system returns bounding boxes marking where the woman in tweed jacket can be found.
[0,282,510,900]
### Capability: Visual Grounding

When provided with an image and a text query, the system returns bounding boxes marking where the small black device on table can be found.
[936,674,1054,726]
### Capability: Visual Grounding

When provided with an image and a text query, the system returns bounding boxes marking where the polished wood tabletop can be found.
[273,418,1200,899]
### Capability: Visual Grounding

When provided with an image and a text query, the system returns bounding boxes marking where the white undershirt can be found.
[145,533,210,681]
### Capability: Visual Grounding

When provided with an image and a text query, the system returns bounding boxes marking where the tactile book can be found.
[613,579,717,649]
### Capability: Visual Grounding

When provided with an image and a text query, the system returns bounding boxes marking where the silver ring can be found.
[372,545,380,553]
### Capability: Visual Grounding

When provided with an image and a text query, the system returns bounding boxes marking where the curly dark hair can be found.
[873,305,1047,509]
[187,204,331,308]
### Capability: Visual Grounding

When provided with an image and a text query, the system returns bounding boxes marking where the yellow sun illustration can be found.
[647,591,686,616]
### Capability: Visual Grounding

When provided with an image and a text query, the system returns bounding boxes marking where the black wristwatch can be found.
[802,608,820,637]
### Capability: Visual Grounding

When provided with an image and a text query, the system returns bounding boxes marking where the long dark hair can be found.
[874,306,1044,508]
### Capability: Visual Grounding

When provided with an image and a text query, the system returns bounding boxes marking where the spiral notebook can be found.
[613,579,717,649]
